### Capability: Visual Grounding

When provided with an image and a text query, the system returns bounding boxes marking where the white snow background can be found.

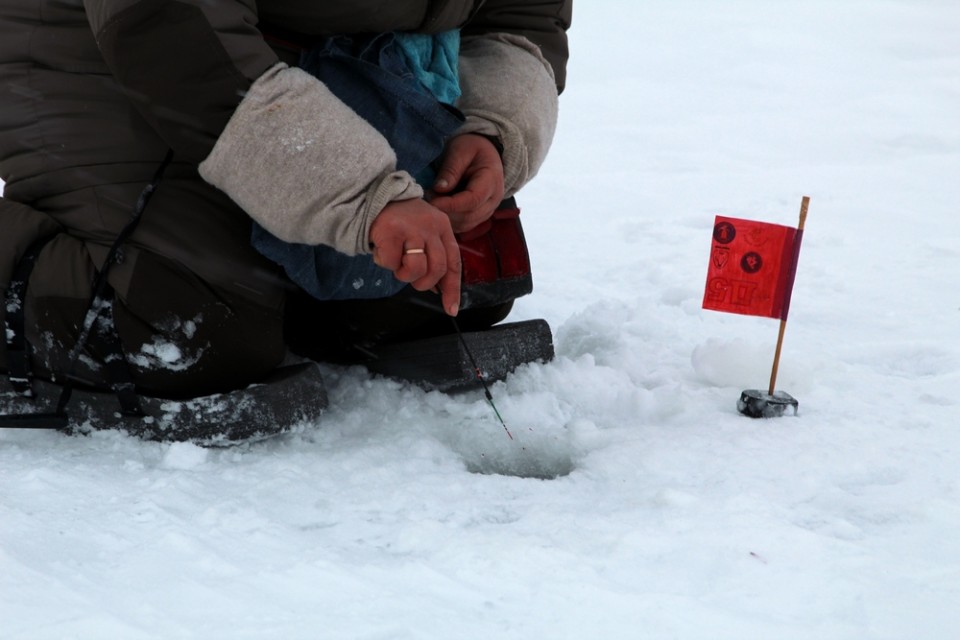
[3,1,960,638]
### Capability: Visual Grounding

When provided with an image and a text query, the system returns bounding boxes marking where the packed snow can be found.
[3,1,959,638]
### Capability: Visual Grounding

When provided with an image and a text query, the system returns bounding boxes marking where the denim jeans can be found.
[251,33,464,301]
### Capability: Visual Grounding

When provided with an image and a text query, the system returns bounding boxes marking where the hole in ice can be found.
[449,426,578,480]
[464,450,576,480]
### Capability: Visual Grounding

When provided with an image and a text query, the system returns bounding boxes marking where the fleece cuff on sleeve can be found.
[198,63,423,256]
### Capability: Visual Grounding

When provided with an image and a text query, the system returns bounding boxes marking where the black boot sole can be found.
[0,362,327,444]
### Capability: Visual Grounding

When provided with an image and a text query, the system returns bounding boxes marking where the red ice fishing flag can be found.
[702,216,803,320]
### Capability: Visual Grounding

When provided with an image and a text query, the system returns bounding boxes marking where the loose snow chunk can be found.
[143,341,182,364]
[130,336,205,372]
[181,319,198,339]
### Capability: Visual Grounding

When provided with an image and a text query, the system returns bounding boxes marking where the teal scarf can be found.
[394,30,461,105]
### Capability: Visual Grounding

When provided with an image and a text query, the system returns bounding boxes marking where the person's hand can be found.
[429,134,504,234]
[370,199,461,316]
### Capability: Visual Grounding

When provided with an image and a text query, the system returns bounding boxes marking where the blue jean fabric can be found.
[251,33,464,301]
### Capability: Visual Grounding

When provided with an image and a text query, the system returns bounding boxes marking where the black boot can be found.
[285,201,553,390]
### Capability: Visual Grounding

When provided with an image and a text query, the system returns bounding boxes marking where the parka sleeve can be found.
[457,0,572,197]
[463,0,572,93]
[84,0,278,163]
[83,0,420,255]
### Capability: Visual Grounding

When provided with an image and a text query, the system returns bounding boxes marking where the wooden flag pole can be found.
[767,319,790,396]
[767,196,810,395]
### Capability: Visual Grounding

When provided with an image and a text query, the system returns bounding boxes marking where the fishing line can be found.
[449,316,514,440]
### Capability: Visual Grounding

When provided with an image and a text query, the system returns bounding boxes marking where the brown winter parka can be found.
[0,0,571,396]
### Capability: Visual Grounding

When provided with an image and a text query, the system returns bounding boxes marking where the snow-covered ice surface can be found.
[3,2,960,638]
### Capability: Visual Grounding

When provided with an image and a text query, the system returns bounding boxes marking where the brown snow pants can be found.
[1,197,286,398]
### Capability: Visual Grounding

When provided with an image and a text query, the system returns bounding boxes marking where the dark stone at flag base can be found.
[737,389,799,418]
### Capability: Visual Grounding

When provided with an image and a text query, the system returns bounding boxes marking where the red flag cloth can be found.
[702,216,801,320]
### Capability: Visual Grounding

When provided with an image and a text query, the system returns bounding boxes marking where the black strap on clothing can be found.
[93,290,144,416]
[54,148,174,419]
[4,234,59,397]
[53,286,144,417]
[1,149,174,430]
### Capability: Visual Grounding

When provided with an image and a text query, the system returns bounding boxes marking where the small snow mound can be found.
[161,442,209,470]
[691,338,774,388]
[555,300,631,362]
